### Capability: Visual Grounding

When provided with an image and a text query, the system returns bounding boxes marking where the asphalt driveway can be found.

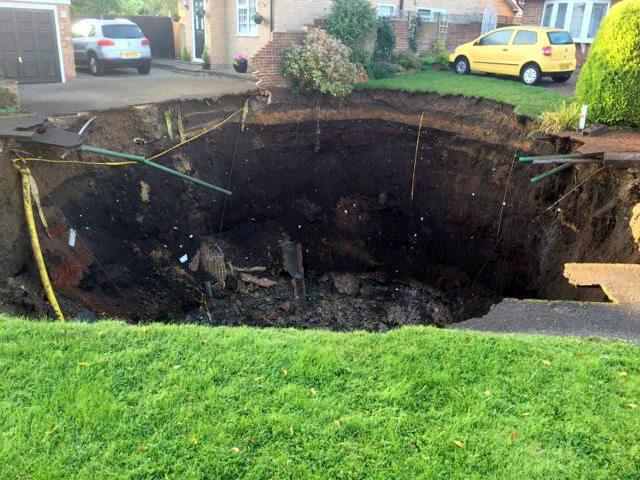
[20,68,256,115]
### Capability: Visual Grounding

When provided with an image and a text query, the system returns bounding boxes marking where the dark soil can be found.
[1,90,639,330]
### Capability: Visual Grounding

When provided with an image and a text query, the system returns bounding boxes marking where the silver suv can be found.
[72,19,152,76]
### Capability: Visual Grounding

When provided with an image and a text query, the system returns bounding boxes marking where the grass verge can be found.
[1,317,639,479]
[357,71,568,119]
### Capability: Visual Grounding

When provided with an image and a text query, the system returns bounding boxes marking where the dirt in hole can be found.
[1,91,639,330]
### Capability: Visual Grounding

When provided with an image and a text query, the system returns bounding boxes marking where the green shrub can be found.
[350,47,371,66]
[201,45,210,65]
[576,0,640,126]
[395,51,421,71]
[0,87,17,110]
[365,61,398,79]
[283,28,359,97]
[429,39,448,56]
[374,19,396,61]
[326,0,377,54]
[181,46,191,62]
[420,53,450,71]
[537,100,581,134]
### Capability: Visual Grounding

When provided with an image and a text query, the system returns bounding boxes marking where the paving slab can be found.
[451,298,639,342]
[451,263,640,342]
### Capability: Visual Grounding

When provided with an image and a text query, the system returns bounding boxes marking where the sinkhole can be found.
[1,92,635,330]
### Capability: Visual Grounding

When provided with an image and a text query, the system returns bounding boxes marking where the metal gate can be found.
[481,5,498,35]
[73,15,176,59]
[0,7,61,83]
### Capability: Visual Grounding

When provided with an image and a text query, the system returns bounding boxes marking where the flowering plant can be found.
[283,28,359,97]
[234,53,248,62]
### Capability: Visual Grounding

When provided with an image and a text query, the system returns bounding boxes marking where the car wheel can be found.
[137,63,151,75]
[88,54,104,76]
[521,63,541,86]
[453,57,470,75]
[552,75,571,83]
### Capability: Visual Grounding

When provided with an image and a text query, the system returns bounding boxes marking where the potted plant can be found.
[201,46,211,71]
[252,12,264,24]
[195,7,205,18]
[233,52,248,73]
[171,13,180,22]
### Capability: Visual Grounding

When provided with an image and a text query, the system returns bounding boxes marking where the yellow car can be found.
[449,26,577,86]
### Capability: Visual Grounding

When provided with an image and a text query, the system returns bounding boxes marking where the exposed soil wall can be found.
[1,90,638,330]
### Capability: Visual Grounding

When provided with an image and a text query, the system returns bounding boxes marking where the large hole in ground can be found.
[6,93,636,330]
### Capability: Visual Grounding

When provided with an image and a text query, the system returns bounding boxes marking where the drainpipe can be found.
[399,0,404,10]
[270,0,274,32]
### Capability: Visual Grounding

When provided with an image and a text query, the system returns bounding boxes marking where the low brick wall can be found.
[251,31,306,87]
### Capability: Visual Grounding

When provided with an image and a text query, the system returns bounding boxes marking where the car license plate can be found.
[121,52,140,58]
[560,63,571,70]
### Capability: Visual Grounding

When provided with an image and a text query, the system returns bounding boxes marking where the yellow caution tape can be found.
[12,159,65,322]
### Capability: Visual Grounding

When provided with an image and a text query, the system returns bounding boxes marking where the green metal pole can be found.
[530,163,573,184]
[518,154,582,164]
[79,144,232,196]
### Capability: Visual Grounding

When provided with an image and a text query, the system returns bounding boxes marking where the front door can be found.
[0,7,61,83]
[192,0,205,60]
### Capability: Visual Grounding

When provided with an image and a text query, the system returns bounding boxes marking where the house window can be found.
[417,8,447,22]
[587,3,608,38]
[555,3,568,28]
[237,0,258,36]
[377,4,395,18]
[540,0,610,42]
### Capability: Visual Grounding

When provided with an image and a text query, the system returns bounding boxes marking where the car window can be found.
[547,31,574,45]
[71,22,88,39]
[102,25,144,39]
[478,30,514,46]
[513,30,538,45]
[88,25,96,37]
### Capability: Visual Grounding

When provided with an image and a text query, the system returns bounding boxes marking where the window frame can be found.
[377,4,396,18]
[416,7,447,22]
[540,0,610,43]
[237,0,259,37]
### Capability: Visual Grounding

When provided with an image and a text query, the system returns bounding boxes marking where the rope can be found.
[411,112,425,202]
[147,108,244,162]
[11,158,65,322]
[218,120,243,234]
[533,166,609,222]
[495,149,518,243]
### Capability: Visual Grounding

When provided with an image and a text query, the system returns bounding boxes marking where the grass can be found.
[357,70,568,119]
[1,317,639,479]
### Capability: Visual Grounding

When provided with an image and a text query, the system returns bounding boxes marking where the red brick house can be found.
[0,0,76,83]
[520,0,619,65]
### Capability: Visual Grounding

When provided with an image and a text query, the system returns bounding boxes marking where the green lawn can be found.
[1,317,639,479]
[357,71,568,119]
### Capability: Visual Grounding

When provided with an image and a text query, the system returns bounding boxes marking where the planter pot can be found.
[202,63,211,71]
[233,60,248,73]
[253,14,264,24]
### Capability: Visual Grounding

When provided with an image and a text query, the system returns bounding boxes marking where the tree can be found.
[325,0,377,53]
[575,0,640,126]
[71,0,177,16]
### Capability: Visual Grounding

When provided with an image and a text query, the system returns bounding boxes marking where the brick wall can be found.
[521,0,544,24]
[393,20,409,52]
[57,4,76,81]
[250,31,306,87]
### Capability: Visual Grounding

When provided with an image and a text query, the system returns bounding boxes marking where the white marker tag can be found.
[579,104,588,130]
[179,254,189,263]
[68,229,77,248]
